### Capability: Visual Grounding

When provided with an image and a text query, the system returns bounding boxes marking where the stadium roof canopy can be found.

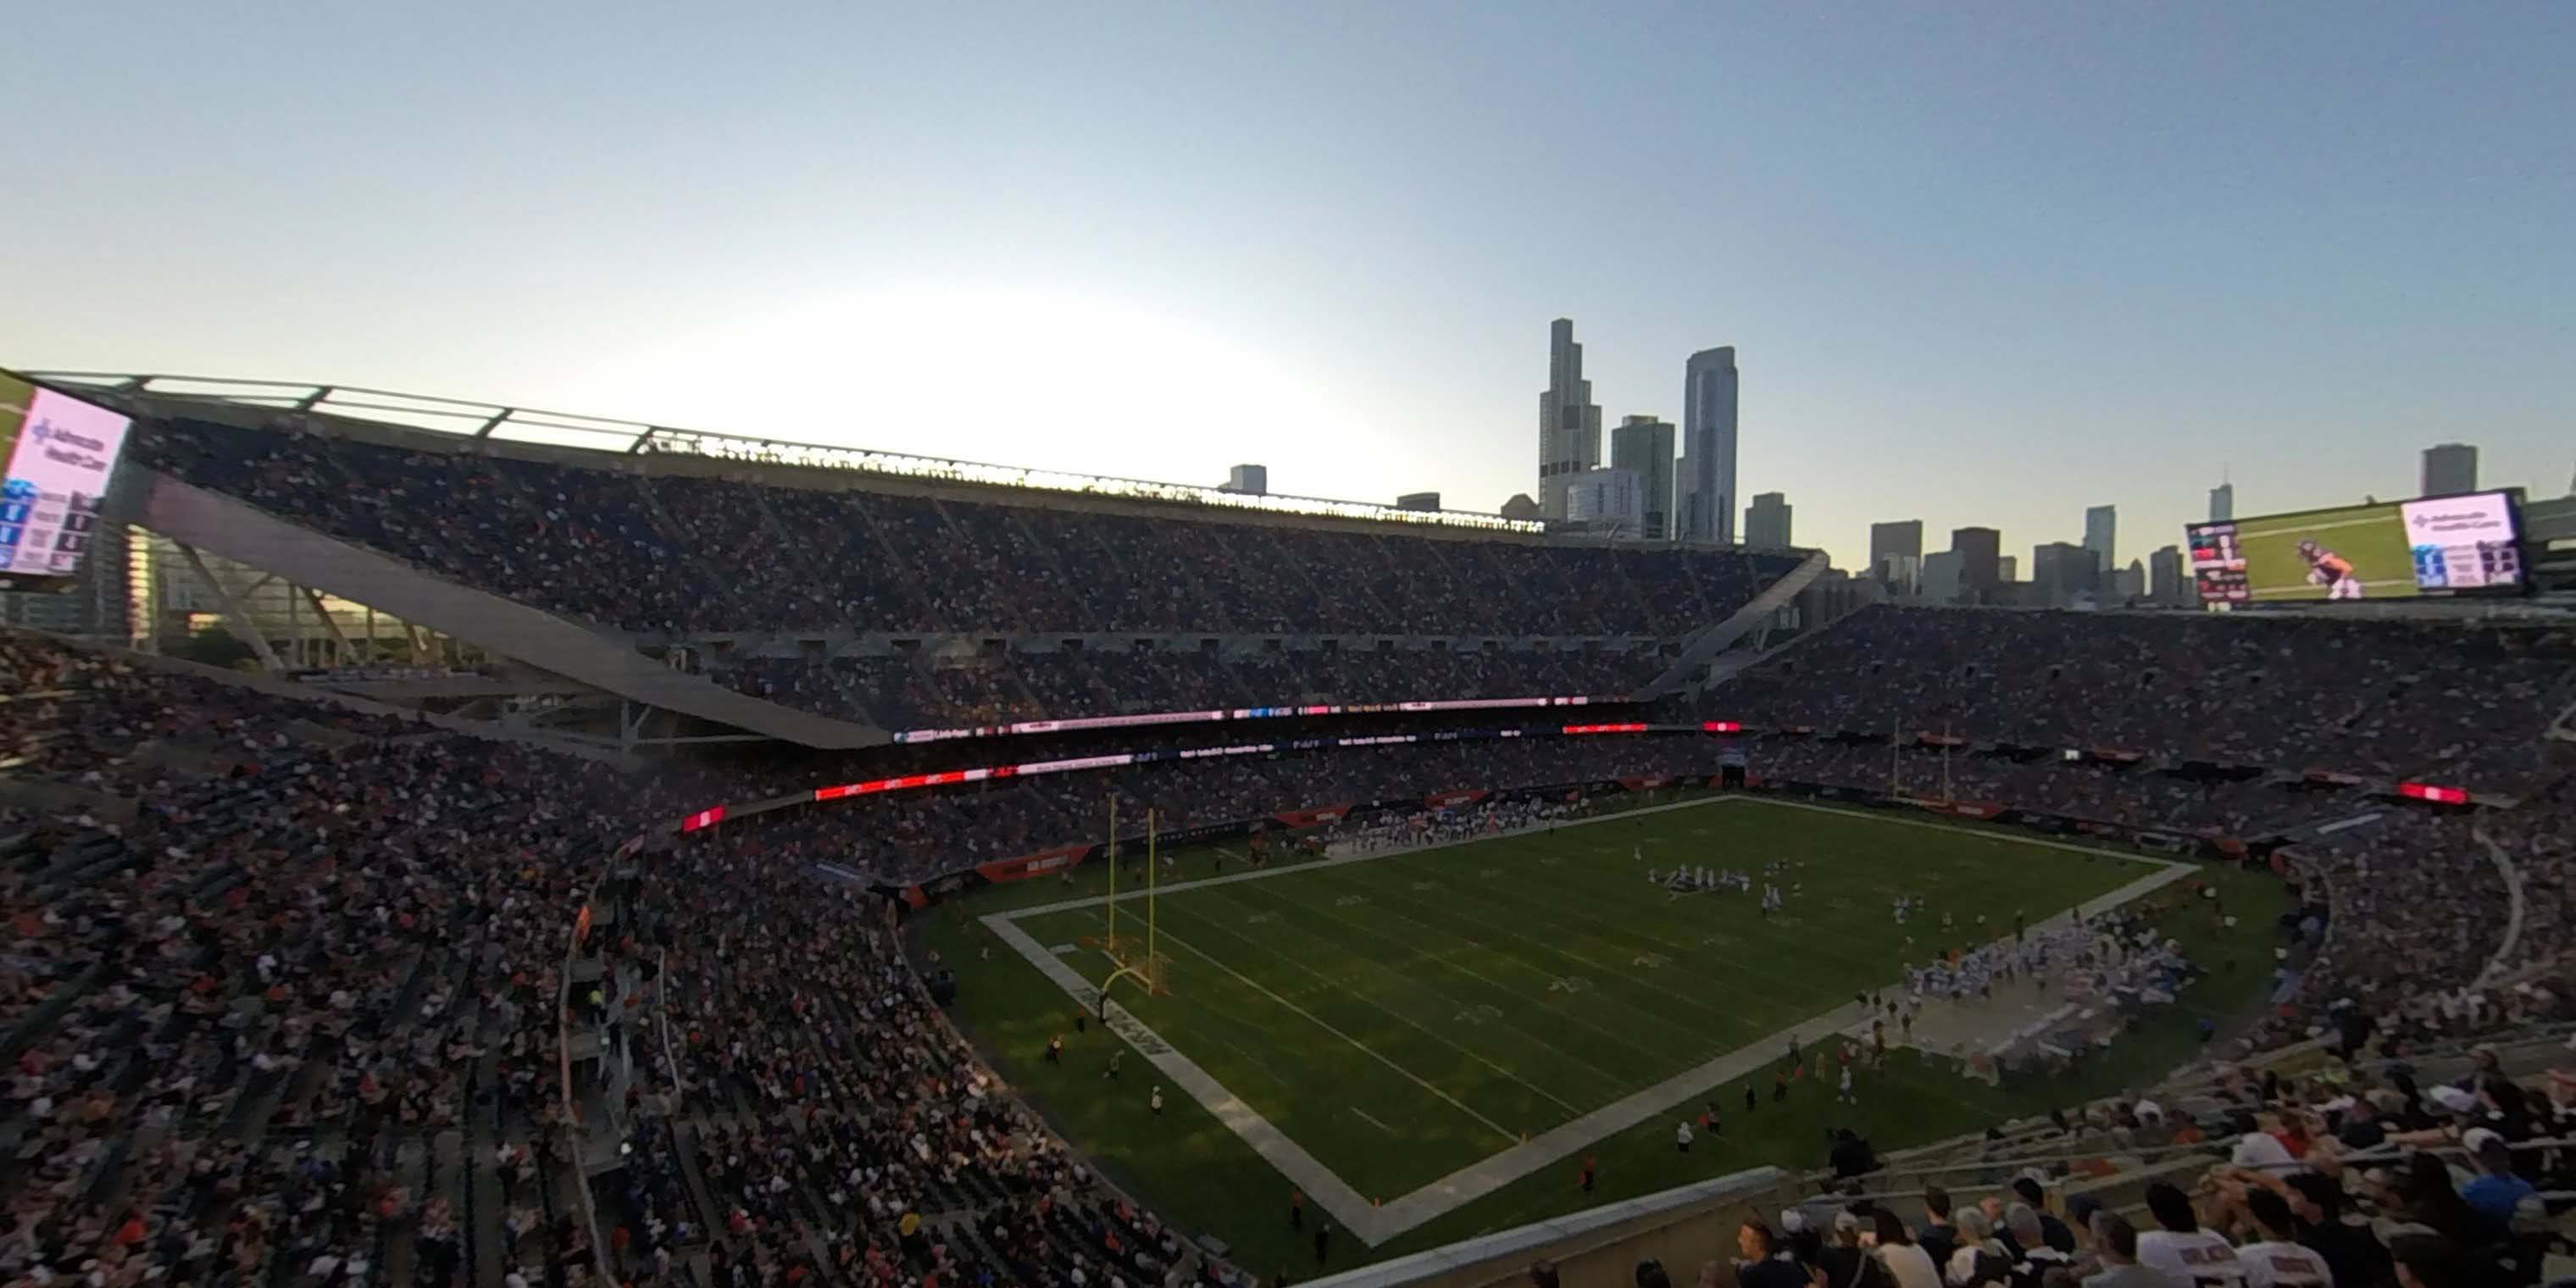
[31,371,1548,536]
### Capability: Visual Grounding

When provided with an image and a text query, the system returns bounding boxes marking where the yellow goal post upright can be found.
[1085,801,1172,1003]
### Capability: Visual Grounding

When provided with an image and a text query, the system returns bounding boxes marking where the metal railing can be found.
[30,369,1552,535]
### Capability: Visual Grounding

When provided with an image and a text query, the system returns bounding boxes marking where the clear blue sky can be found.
[8,2,2571,570]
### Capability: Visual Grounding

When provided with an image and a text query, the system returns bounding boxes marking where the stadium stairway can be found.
[126,471,891,749]
[1630,549,1830,699]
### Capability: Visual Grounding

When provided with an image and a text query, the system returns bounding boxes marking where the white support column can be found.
[175,542,284,673]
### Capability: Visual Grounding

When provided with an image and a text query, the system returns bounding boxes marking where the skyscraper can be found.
[1682,347,1738,544]
[2032,541,2101,605]
[2208,483,2234,523]
[1745,492,1792,547]
[2083,504,2117,574]
[1608,415,1677,540]
[1951,527,2001,597]
[1869,520,1924,594]
[1537,319,1603,519]
[2149,545,2186,605]
[2421,443,2479,497]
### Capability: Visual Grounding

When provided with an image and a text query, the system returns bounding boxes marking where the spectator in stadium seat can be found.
[1868,1210,1943,1288]
[2134,1183,2240,1285]
[2077,1213,2168,1288]
[2453,1128,2535,1235]
[2007,1175,2076,1254]
[2281,1171,2396,1288]
[1731,1220,1813,1288]
[1943,1208,2011,1287]
[2385,1234,2478,1288]
[2229,1189,2334,1288]
[1917,1186,1960,1271]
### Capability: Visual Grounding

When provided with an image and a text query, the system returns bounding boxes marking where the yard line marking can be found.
[1166,896,1591,1118]
[1228,877,1678,1080]
[1150,924,1524,1146]
[1351,1107,1396,1134]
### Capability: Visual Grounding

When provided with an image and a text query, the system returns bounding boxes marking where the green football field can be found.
[2233,507,2416,601]
[914,791,2287,1274]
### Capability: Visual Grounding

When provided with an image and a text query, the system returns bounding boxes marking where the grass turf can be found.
[913,791,2286,1274]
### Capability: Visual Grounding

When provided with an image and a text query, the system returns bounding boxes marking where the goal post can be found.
[1089,803,1174,1002]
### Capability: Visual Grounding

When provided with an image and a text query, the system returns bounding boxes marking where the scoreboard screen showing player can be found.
[2185,491,2523,606]
[0,374,134,592]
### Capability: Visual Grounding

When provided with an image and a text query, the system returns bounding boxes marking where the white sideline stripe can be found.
[1151,925,1523,1144]
[991,793,2196,1244]
[982,914,1384,1232]
[1351,1107,1396,1134]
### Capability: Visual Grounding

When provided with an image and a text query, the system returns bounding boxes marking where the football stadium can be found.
[3,367,2572,1288]
[14,12,2576,1288]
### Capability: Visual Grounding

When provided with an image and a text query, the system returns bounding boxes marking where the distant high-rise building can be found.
[1682,347,1738,543]
[1537,319,1603,519]
[1395,491,1441,511]
[2083,504,2117,573]
[1744,491,1792,547]
[1224,464,1268,496]
[2150,545,2186,604]
[2421,442,2479,497]
[1609,415,1677,540]
[2116,558,2146,602]
[1920,550,1965,605]
[2208,483,2234,523]
[1997,554,2018,585]
[1498,493,1542,522]
[1562,467,1645,538]
[1869,520,1924,575]
[2031,542,2101,605]
[1951,527,2001,595]
[1874,554,1921,597]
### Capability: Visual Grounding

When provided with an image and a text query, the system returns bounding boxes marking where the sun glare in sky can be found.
[561,290,1369,497]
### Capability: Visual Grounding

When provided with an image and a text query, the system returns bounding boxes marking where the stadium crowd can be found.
[9,501,2574,1288]
[1712,605,2576,790]
[669,733,1724,886]
[1,644,629,1288]
[0,633,1729,1288]
[137,419,1800,641]
[600,805,1233,1288]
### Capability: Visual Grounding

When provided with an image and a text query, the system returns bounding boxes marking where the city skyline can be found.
[5,3,2570,571]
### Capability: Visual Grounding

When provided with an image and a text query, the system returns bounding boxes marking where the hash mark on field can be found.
[1351,1107,1396,1134]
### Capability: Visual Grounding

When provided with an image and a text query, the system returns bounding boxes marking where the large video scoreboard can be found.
[2185,492,2524,606]
[0,374,135,592]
